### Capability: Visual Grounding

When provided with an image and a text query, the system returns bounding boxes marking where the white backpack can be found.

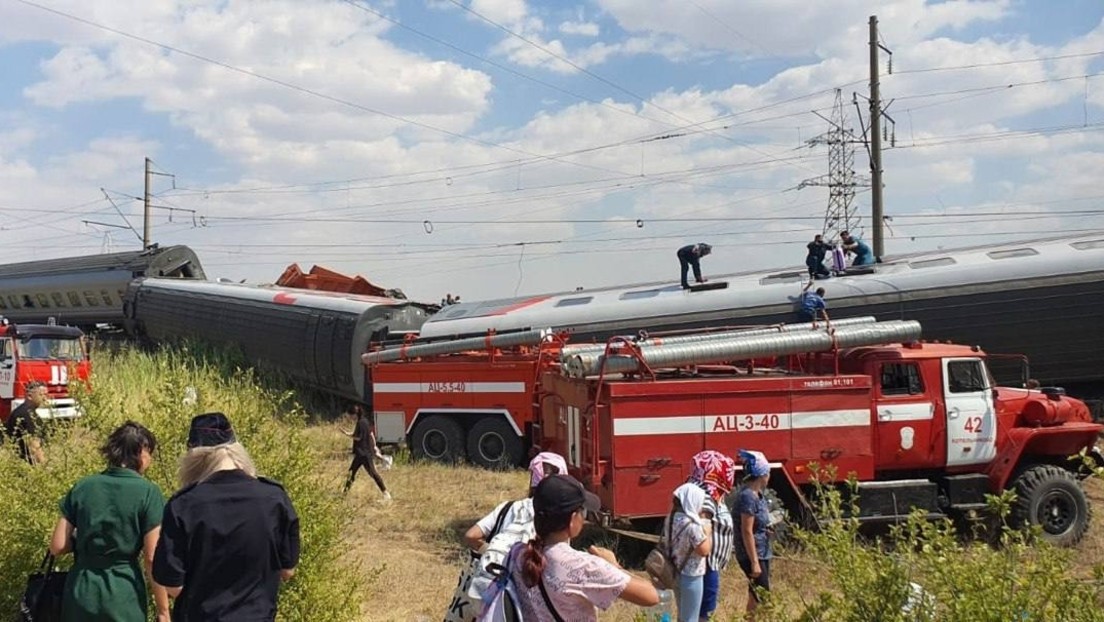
[468,499,536,603]
[476,543,525,622]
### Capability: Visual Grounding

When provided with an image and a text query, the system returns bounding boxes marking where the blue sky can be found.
[1,0,1103,301]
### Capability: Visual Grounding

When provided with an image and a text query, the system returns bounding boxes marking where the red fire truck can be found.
[365,330,563,468]
[0,319,89,422]
[536,331,1104,546]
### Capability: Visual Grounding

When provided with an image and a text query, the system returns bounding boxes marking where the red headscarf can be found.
[689,450,736,501]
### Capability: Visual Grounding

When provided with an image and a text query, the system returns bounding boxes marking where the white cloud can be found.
[559,20,599,37]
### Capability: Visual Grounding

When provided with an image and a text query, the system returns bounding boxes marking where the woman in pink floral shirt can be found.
[512,475,658,621]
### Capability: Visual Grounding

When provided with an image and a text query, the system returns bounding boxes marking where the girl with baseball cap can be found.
[513,474,658,621]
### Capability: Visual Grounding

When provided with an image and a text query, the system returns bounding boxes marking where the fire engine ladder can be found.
[562,319,922,378]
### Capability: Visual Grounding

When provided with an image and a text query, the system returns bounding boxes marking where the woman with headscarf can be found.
[735,449,773,615]
[663,482,713,622]
[513,474,658,620]
[688,450,736,622]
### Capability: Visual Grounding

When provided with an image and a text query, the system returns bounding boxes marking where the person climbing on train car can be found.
[798,282,829,326]
[688,451,736,622]
[840,231,875,266]
[340,405,390,500]
[678,243,713,289]
[805,234,832,279]
[735,450,773,616]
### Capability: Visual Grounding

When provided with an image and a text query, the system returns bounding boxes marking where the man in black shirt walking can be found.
[342,405,390,500]
[4,381,48,465]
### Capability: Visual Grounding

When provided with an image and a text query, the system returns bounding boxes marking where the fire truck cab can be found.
[539,341,1103,546]
[0,320,89,422]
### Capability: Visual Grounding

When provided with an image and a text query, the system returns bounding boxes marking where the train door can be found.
[0,337,14,402]
[943,357,997,467]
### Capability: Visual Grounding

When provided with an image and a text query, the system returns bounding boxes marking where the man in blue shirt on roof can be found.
[798,283,829,325]
[841,231,874,266]
[677,243,712,289]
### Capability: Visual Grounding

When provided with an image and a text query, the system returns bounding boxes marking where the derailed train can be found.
[3,233,1104,406]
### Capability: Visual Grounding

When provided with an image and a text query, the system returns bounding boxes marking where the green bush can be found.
[0,345,362,622]
[753,469,1104,622]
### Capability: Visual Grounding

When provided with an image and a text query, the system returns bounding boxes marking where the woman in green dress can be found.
[49,421,170,621]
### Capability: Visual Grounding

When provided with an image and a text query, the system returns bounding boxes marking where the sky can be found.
[1,0,1103,302]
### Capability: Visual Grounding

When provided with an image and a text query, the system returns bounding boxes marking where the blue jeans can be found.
[699,568,720,620]
[677,572,704,622]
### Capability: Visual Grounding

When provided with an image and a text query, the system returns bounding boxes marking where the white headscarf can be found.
[673,482,707,524]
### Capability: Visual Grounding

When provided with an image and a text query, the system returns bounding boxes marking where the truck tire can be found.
[466,416,525,469]
[410,415,465,464]
[1010,464,1091,547]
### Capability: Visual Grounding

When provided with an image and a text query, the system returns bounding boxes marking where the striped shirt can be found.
[703,497,735,570]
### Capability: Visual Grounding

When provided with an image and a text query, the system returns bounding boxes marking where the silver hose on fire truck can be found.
[559,316,878,357]
[362,328,552,364]
[561,320,922,378]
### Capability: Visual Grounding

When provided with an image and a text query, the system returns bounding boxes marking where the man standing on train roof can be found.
[678,243,712,289]
[840,231,875,266]
[805,234,832,279]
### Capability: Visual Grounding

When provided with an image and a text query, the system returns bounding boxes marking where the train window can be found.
[101,290,113,306]
[22,295,35,308]
[8,296,20,309]
[619,290,660,301]
[0,297,6,310]
[881,363,924,396]
[68,292,82,307]
[1071,239,1104,250]
[35,294,50,308]
[51,292,66,307]
[555,296,593,307]
[909,257,955,269]
[83,291,100,307]
[987,248,1038,260]
[759,271,805,285]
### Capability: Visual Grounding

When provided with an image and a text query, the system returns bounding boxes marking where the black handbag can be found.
[19,552,67,622]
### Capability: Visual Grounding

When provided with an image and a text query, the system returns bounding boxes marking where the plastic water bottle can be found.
[645,589,675,622]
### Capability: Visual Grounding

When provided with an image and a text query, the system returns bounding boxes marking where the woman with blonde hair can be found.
[152,413,299,621]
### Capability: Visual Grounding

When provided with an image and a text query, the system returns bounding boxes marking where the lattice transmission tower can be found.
[797,88,870,241]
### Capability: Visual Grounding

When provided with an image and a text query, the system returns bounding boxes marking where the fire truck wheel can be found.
[410,415,465,464]
[466,417,524,469]
[1010,464,1091,547]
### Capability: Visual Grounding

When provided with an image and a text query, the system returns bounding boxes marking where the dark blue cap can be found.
[187,412,236,448]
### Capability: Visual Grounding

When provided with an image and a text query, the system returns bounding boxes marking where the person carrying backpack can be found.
[446,452,568,622]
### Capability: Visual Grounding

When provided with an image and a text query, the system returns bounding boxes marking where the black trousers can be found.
[678,251,702,288]
[346,453,386,493]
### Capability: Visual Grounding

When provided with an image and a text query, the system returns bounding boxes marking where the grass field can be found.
[308,419,1104,622]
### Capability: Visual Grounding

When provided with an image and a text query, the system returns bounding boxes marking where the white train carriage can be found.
[419,234,1104,393]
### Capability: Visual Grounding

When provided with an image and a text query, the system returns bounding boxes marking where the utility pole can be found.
[867,15,893,260]
[798,89,870,242]
[143,156,152,249]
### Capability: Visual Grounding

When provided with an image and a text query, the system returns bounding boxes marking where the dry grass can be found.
[305,420,1104,622]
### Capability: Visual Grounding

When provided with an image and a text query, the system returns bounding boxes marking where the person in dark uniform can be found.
[4,380,48,465]
[152,413,300,622]
[341,405,390,499]
[677,243,713,289]
[805,234,832,279]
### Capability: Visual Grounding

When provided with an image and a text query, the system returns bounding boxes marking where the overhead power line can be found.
[896,49,1104,75]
